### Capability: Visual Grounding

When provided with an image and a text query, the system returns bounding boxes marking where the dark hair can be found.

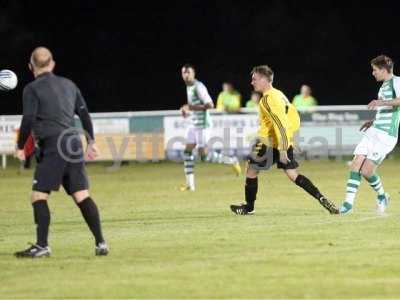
[182,63,195,71]
[223,81,234,88]
[371,55,394,73]
[251,65,274,82]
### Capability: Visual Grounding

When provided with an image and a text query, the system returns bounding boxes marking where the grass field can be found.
[1,158,400,299]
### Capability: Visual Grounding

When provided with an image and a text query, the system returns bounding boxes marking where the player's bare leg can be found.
[73,190,108,255]
[15,191,51,258]
[181,143,196,191]
[283,169,339,214]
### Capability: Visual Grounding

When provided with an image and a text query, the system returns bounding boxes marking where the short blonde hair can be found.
[251,65,274,82]
[371,55,393,73]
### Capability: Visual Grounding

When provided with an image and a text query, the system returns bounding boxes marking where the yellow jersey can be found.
[258,87,300,151]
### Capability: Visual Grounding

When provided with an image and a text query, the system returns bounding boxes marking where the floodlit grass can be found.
[1,159,400,299]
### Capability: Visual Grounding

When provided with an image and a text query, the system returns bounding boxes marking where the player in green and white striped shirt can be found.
[180,64,241,191]
[340,55,400,214]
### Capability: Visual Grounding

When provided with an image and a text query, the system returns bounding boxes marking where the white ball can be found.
[0,69,18,91]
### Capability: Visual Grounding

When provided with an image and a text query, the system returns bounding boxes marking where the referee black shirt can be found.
[17,72,94,149]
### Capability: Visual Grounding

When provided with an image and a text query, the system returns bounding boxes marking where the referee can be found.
[14,47,108,257]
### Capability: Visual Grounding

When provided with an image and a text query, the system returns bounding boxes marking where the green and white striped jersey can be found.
[373,76,400,138]
[186,80,213,128]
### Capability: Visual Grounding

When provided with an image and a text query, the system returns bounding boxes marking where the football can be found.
[0,69,18,91]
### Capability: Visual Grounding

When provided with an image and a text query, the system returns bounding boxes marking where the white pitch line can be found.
[247,213,397,231]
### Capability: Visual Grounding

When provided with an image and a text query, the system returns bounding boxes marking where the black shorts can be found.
[247,141,299,171]
[33,134,89,195]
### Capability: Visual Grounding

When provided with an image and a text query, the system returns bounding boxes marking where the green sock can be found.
[366,174,385,200]
[345,171,361,205]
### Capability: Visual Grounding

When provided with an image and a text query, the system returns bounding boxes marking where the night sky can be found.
[1,0,399,114]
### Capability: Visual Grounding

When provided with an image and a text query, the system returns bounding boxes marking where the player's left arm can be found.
[368,78,400,109]
[368,97,400,109]
[188,83,214,111]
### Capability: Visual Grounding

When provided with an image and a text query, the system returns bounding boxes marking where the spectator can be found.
[292,84,318,109]
[216,82,241,113]
[245,91,261,109]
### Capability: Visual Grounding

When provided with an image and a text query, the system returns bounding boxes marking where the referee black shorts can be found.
[247,140,299,171]
[33,134,89,195]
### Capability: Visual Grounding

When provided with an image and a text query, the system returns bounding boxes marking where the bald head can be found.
[29,47,55,75]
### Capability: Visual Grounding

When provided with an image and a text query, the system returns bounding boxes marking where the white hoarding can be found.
[0,116,21,154]
[163,114,259,151]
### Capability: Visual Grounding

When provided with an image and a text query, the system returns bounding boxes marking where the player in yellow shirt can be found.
[230,65,338,215]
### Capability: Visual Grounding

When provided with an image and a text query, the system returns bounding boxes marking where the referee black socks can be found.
[77,197,105,246]
[245,177,258,211]
[32,200,50,248]
[295,174,323,200]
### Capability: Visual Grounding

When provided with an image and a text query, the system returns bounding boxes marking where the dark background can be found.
[1,0,399,114]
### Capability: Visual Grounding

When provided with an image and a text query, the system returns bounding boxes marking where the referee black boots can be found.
[14,243,51,258]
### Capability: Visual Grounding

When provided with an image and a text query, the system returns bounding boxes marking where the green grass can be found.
[1,159,400,299]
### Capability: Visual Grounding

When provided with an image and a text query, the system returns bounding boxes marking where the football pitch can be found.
[1,159,400,299]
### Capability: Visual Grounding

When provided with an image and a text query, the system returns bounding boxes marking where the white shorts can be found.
[354,127,397,165]
[186,127,210,147]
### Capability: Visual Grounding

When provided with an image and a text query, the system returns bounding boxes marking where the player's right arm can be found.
[180,104,189,118]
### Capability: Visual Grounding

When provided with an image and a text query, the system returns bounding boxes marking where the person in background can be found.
[292,84,318,109]
[245,91,261,109]
[216,82,241,113]
[180,64,242,192]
